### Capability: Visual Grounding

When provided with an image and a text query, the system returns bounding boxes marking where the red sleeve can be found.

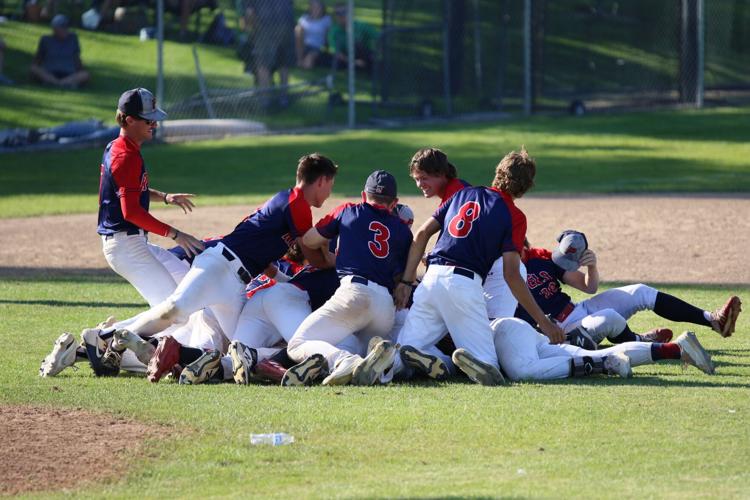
[110,152,144,197]
[287,189,313,237]
[120,192,171,237]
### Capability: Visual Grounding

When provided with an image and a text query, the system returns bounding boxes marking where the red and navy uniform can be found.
[219,187,313,276]
[428,186,526,280]
[97,136,170,237]
[316,202,412,291]
[440,178,471,206]
[515,247,572,325]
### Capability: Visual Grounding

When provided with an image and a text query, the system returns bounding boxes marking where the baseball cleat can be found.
[366,336,384,355]
[81,327,120,377]
[179,350,221,385]
[603,352,632,378]
[399,345,449,381]
[639,328,673,343]
[147,336,181,383]
[675,331,715,375]
[254,358,288,384]
[710,296,742,338]
[352,340,396,386]
[228,340,258,385]
[323,354,363,386]
[281,354,327,387]
[112,329,155,365]
[39,332,78,377]
[452,348,505,386]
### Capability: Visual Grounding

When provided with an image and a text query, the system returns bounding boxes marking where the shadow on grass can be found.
[0,299,144,308]
[0,267,122,283]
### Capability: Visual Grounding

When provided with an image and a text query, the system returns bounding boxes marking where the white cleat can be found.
[603,352,633,378]
[39,332,78,377]
[112,329,155,365]
[322,354,363,386]
[228,340,258,385]
[675,331,715,375]
[352,340,396,386]
[452,348,505,386]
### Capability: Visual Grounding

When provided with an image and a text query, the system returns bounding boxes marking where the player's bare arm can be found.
[297,234,333,269]
[562,249,599,294]
[503,250,565,344]
[394,217,440,308]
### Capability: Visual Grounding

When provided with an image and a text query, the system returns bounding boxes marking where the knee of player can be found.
[159,299,188,323]
[629,283,658,308]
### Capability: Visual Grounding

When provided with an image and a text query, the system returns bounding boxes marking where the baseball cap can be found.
[117,88,167,121]
[51,14,69,28]
[551,230,588,271]
[364,170,397,198]
[393,203,414,227]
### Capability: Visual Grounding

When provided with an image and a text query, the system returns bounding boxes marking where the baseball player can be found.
[391,149,564,386]
[516,230,742,344]
[98,87,204,307]
[107,153,337,349]
[492,317,715,381]
[283,170,412,387]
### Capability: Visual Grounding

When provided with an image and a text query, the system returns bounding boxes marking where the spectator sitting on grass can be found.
[30,14,90,89]
[295,0,331,69]
[328,2,378,71]
[0,36,13,85]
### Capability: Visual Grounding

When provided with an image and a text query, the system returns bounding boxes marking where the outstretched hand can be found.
[166,193,197,214]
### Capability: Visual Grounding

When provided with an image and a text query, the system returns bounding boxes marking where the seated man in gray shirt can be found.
[30,14,90,89]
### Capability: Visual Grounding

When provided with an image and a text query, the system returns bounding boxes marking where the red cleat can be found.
[254,358,288,384]
[147,336,181,383]
[711,296,742,338]
[640,328,673,343]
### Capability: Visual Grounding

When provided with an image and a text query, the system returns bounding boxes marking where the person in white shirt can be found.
[295,0,332,69]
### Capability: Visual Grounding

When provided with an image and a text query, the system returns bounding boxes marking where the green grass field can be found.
[1,277,748,497]
[2,106,749,218]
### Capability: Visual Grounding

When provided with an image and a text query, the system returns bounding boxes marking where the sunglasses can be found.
[129,115,157,126]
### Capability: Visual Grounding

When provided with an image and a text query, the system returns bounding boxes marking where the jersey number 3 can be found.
[368,221,390,258]
[448,201,481,238]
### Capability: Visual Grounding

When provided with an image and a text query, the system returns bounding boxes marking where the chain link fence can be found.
[1,0,749,147]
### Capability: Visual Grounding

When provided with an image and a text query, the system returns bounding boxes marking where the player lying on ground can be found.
[515,230,742,345]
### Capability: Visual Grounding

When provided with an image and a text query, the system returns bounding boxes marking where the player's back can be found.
[317,202,411,291]
[428,186,522,280]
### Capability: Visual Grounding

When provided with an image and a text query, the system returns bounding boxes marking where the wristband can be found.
[163,193,169,205]
[171,229,179,240]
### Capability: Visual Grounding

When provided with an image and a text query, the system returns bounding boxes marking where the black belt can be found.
[453,267,476,280]
[221,247,252,284]
[350,275,369,286]
[104,228,144,240]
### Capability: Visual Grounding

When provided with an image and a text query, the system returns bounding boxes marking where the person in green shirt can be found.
[327,3,378,71]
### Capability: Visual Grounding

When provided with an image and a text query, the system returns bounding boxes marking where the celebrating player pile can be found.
[38,87,743,386]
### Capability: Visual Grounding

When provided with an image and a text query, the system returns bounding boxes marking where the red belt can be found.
[555,302,575,323]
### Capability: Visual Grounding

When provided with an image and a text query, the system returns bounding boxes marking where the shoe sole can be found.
[179,352,221,385]
[400,345,449,381]
[641,329,673,343]
[322,356,364,386]
[40,333,77,377]
[115,330,155,366]
[229,342,255,385]
[352,341,395,386]
[281,354,326,387]
[147,336,180,383]
[679,331,715,375]
[452,349,505,386]
[721,296,742,338]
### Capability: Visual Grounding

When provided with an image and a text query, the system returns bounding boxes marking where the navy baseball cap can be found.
[364,170,397,198]
[552,230,588,271]
[118,88,167,121]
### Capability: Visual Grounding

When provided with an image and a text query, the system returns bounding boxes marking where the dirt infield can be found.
[0,405,158,496]
[1,194,748,285]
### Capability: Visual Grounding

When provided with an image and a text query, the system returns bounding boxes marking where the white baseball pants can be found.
[492,317,654,381]
[287,276,396,369]
[484,257,527,319]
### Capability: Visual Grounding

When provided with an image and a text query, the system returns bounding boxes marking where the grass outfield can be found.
[1,276,748,497]
[2,106,750,218]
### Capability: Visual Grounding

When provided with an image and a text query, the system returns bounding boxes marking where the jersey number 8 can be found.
[368,221,391,258]
[448,201,481,238]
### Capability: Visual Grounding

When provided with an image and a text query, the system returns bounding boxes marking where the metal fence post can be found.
[442,0,452,116]
[696,0,704,108]
[156,0,165,131]
[347,0,355,128]
[523,0,531,115]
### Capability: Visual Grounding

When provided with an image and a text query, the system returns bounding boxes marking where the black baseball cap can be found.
[118,88,167,121]
[364,170,397,198]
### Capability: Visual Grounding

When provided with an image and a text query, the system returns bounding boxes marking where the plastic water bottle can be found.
[250,433,294,446]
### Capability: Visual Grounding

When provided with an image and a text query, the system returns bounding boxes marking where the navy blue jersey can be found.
[515,247,572,325]
[316,202,411,291]
[97,136,154,236]
[427,186,526,280]
[289,267,340,311]
[219,188,313,276]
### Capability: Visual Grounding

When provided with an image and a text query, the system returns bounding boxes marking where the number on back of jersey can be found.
[448,201,481,238]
